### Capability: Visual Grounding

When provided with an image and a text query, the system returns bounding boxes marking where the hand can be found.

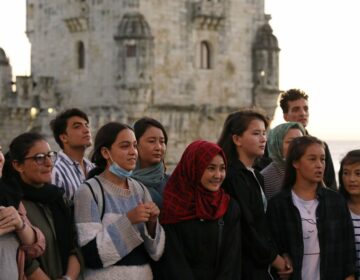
[277,253,293,280]
[143,201,160,223]
[0,225,16,236]
[0,206,23,235]
[127,203,152,224]
[271,255,286,271]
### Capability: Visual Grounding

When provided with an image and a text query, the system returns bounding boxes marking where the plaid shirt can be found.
[267,187,356,280]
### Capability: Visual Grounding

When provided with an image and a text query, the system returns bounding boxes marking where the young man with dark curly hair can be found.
[279,89,337,189]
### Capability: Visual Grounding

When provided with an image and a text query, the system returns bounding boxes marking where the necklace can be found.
[292,190,318,215]
[300,199,317,215]
[349,201,360,215]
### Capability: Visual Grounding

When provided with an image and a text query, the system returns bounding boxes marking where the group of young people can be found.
[0,88,359,280]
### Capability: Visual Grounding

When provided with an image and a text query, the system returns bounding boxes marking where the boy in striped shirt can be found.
[50,108,95,201]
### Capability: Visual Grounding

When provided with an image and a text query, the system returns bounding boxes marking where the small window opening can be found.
[77,41,85,69]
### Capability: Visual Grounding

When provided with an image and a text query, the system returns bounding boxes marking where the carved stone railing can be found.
[192,1,225,30]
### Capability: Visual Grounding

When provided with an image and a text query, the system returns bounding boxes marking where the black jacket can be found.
[267,187,356,279]
[222,159,277,280]
[158,199,241,280]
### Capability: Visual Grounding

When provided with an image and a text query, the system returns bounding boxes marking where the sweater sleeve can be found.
[74,183,144,268]
[134,179,165,261]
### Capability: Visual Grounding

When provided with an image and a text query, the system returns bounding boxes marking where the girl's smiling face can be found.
[200,154,226,192]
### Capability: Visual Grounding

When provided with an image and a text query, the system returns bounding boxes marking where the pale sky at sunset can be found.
[1,0,360,141]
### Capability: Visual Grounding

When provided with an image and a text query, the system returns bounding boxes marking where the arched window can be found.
[200,41,211,69]
[77,41,85,69]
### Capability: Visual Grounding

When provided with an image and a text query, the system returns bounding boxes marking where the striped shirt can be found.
[351,210,360,279]
[51,150,95,201]
[261,161,285,200]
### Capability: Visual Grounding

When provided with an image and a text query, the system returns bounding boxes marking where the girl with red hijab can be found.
[159,140,241,280]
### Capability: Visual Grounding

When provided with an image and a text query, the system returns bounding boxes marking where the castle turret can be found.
[114,12,154,116]
[252,15,280,119]
[0,48,12,100]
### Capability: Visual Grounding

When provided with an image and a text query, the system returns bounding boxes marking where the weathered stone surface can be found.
[0,0,280,167]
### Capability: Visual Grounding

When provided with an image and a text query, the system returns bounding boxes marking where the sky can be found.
[265,0,360,140]
[0,1,360,140]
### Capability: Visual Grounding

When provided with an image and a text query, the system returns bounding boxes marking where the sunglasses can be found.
[23,151,58,165]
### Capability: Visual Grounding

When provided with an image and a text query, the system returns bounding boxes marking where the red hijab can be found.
[161,140,230,225]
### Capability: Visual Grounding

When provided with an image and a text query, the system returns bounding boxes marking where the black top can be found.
[222,159,277,280]
[158,199,241,280]
[266,187,356,279]
[0,178,21,208]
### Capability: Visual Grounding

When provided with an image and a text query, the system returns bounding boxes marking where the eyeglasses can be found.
[23,151,57,165]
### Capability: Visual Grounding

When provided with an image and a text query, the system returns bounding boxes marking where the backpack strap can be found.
[84,177,105,220]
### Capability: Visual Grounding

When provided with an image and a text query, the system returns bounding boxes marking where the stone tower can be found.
[0,0,280,165]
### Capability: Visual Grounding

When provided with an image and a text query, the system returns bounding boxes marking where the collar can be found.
[231,159,248,171]
[231,159,259,174]
[282,184,326,200]
[57,150,93,168]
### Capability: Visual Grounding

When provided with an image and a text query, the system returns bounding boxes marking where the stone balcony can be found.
[64,17,89,33]
[192,1,225,30]
[63,2,89,33]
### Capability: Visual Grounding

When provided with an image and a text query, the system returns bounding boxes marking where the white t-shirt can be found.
[292,191,320,280]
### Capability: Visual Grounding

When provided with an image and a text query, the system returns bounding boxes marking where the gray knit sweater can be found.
[74,176,165,280]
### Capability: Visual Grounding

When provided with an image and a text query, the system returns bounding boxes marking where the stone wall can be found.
[0,0,280,166]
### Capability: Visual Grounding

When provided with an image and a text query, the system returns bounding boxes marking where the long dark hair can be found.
[282,136,325,190]
[2,132,45,182]
[339,149,360,200]
[89,122,133,178]
[217,109,268,165]
[133,117,168,145]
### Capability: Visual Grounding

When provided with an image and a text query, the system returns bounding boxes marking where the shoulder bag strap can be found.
[84,178,105,220]
[93,177,105,220]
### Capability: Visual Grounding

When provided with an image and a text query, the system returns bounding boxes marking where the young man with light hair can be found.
[279,89,337,189]
[50,108,95,201]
